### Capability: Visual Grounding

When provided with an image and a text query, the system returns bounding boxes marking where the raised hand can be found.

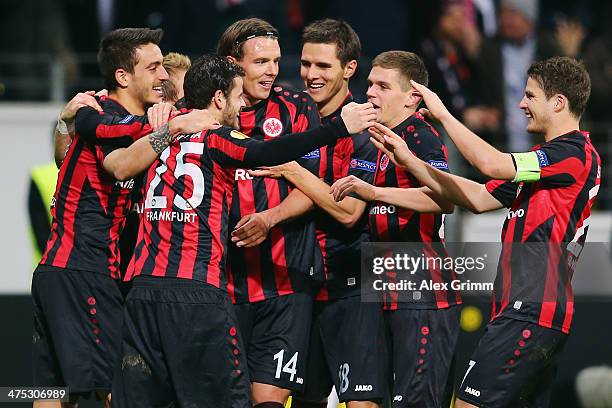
[147,102,175,131]
[60,91,103,122]
[168,109,221,137]
[410,80,451,123]
[368,123,415,169]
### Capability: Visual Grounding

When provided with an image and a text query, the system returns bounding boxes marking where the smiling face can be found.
[300,42,352,114]
[235,37,281,106]
[221,77,247,128]
[127,43,169,106]
[518,77,555,134]
[366,66,413,128]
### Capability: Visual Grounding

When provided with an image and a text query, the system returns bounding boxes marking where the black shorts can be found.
[31,265,123,395]
[385,305,461,408]
[456,316,568,408]
[234,292,312,392]
[293,296,387,404]
[112,276,251,408]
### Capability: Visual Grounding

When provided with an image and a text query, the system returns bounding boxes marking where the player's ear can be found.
[553,94,566,113]
[343,60,357,80]
[213,89,226,110]
[405,88,421,108]
[115,69,129,88]
[226,55,239,65]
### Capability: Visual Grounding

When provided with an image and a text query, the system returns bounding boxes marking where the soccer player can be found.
[250,19,385,408]
[331,51,462,408]
[216,18,331,406]
[31,28,209,407]
[369,56,600,408]
[112,54,376,408]
[161,52,191,106]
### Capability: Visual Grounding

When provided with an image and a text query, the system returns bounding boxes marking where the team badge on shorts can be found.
[380,154,389,171]
[263,118,283,138]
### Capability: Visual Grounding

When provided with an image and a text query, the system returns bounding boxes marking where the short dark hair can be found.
[98,28,164,90]
[371,51,429,90]
[217,18,279,60]
[527,56,591,119]
[302,19,361,67]
[184,54,245,110]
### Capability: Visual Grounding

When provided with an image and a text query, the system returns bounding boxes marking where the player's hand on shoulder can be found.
[147,102,175,131]
[331,175,376,202]
[369,123,415,169]
[60,90,103,121]
[340,102,377,134]
[168,109,221,137]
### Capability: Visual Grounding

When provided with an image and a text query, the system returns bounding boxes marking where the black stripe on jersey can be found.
[44,140,85,264]
[384,164,401,238]
[511,184,532,242]
[194,153,216,283]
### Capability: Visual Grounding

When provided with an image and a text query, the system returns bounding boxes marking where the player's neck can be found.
[109,89,146,116]
[543,117,580,142]
[319,86,350,118]
[243,93,262,108]
[385,107,417,130]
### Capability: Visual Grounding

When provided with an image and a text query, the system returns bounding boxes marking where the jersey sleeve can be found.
[524,140,585,188]
[346,132,378,184]
[485,179,519,208]
[75,106,152,148]
[206,127,255,168]
[408,122,450,174]
[294,92,323,175]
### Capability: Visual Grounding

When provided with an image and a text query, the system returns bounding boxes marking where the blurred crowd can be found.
[1,0,610,204]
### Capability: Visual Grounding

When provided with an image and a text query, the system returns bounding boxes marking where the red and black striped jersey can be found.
[226,87,322,304]
[40,97,151,278]
[485,130,601,334]
[370,113,462,310]
[313,95,378,301]
[126,121,349,286]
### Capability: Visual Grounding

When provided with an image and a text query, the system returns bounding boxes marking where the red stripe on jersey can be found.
[421,219,449,308]
[54,163,88,268]
[97,122,151,140]
[318,146,328,178]
[316,228,330,280]
[264,177,293,295]
[240,110,256,136]
[539,242,562,328]
[540,156,584,181]
[204,162,228,288]
[295,113,309,134]
[208,134,247,162]
[238,180,264,300]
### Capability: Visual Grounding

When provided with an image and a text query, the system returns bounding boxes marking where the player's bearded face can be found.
[130,43,169,106]
[300,43,347,107]
[519,77,553,134]
[222,77,246,128]
[366,67,411,127]
[236,37,281,106]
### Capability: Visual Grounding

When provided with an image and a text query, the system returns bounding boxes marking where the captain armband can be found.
[511,151,547,182]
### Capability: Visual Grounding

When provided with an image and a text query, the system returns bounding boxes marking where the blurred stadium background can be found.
[0,0,610,407]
